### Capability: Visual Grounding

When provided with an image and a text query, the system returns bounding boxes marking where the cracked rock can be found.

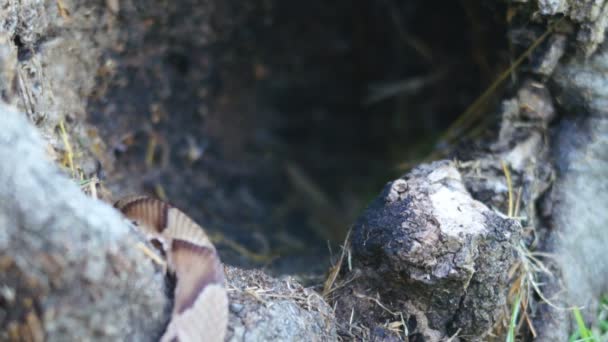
[334,161,521,340]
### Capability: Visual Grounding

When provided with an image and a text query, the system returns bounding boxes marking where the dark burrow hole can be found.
[88,0,509,277]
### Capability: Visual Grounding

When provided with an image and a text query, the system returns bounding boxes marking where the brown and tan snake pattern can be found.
[114,196,228,342]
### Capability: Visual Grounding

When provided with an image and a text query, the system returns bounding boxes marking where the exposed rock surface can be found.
[0,104,168,341]
[226,268,336,341]
[0,0,117,177]
[533,39,608,341]
[534,0,608,55]
[333,161,521,340]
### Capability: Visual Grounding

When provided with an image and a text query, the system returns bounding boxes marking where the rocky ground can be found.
[1,0,607,341]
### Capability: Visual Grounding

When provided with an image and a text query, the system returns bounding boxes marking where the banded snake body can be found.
[115,196,228,342]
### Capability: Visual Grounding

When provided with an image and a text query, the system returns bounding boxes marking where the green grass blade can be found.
[506,294,522,342]
[573,307,595,342]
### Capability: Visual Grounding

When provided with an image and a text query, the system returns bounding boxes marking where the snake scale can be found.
[114,196,228,342]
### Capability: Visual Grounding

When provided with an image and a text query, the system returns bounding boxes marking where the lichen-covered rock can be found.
[335,161,521,340]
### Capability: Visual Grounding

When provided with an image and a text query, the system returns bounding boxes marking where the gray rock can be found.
[534,0,608,55]
[0,104,168,341]
[336,161,521,340]
[225,268,337,342]
[530,34,568,77]
[534,38,608,341]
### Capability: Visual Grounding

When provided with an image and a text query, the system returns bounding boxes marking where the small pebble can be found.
[393,179,408,193]
[229,303,244,314]
[386,179,408,202]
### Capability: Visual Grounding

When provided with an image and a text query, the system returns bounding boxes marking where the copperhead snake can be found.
[114,196,228,342]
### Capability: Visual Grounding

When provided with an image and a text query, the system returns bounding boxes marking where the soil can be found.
[86,0,510,276]
[5,0,607,340]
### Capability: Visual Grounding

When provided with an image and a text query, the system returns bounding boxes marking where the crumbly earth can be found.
[332,161,521,340]
[1,0,607,341]
[225,267,336,341]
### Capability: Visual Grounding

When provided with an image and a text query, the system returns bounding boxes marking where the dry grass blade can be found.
[56,0,70,18]
[501,158,563,338]
[502,161,514,217]
[154,183,168,201]
[209,232,276,264]
[135,242,167,271]
[352,292,408,339]
[396,19,562,172]
[437,17,564,149]
[514,187,522,218]
[323,229,351,298]
[58,120,75,177]
[364,71,443,105]
[145,135,157,167]
[386,0,432,62]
